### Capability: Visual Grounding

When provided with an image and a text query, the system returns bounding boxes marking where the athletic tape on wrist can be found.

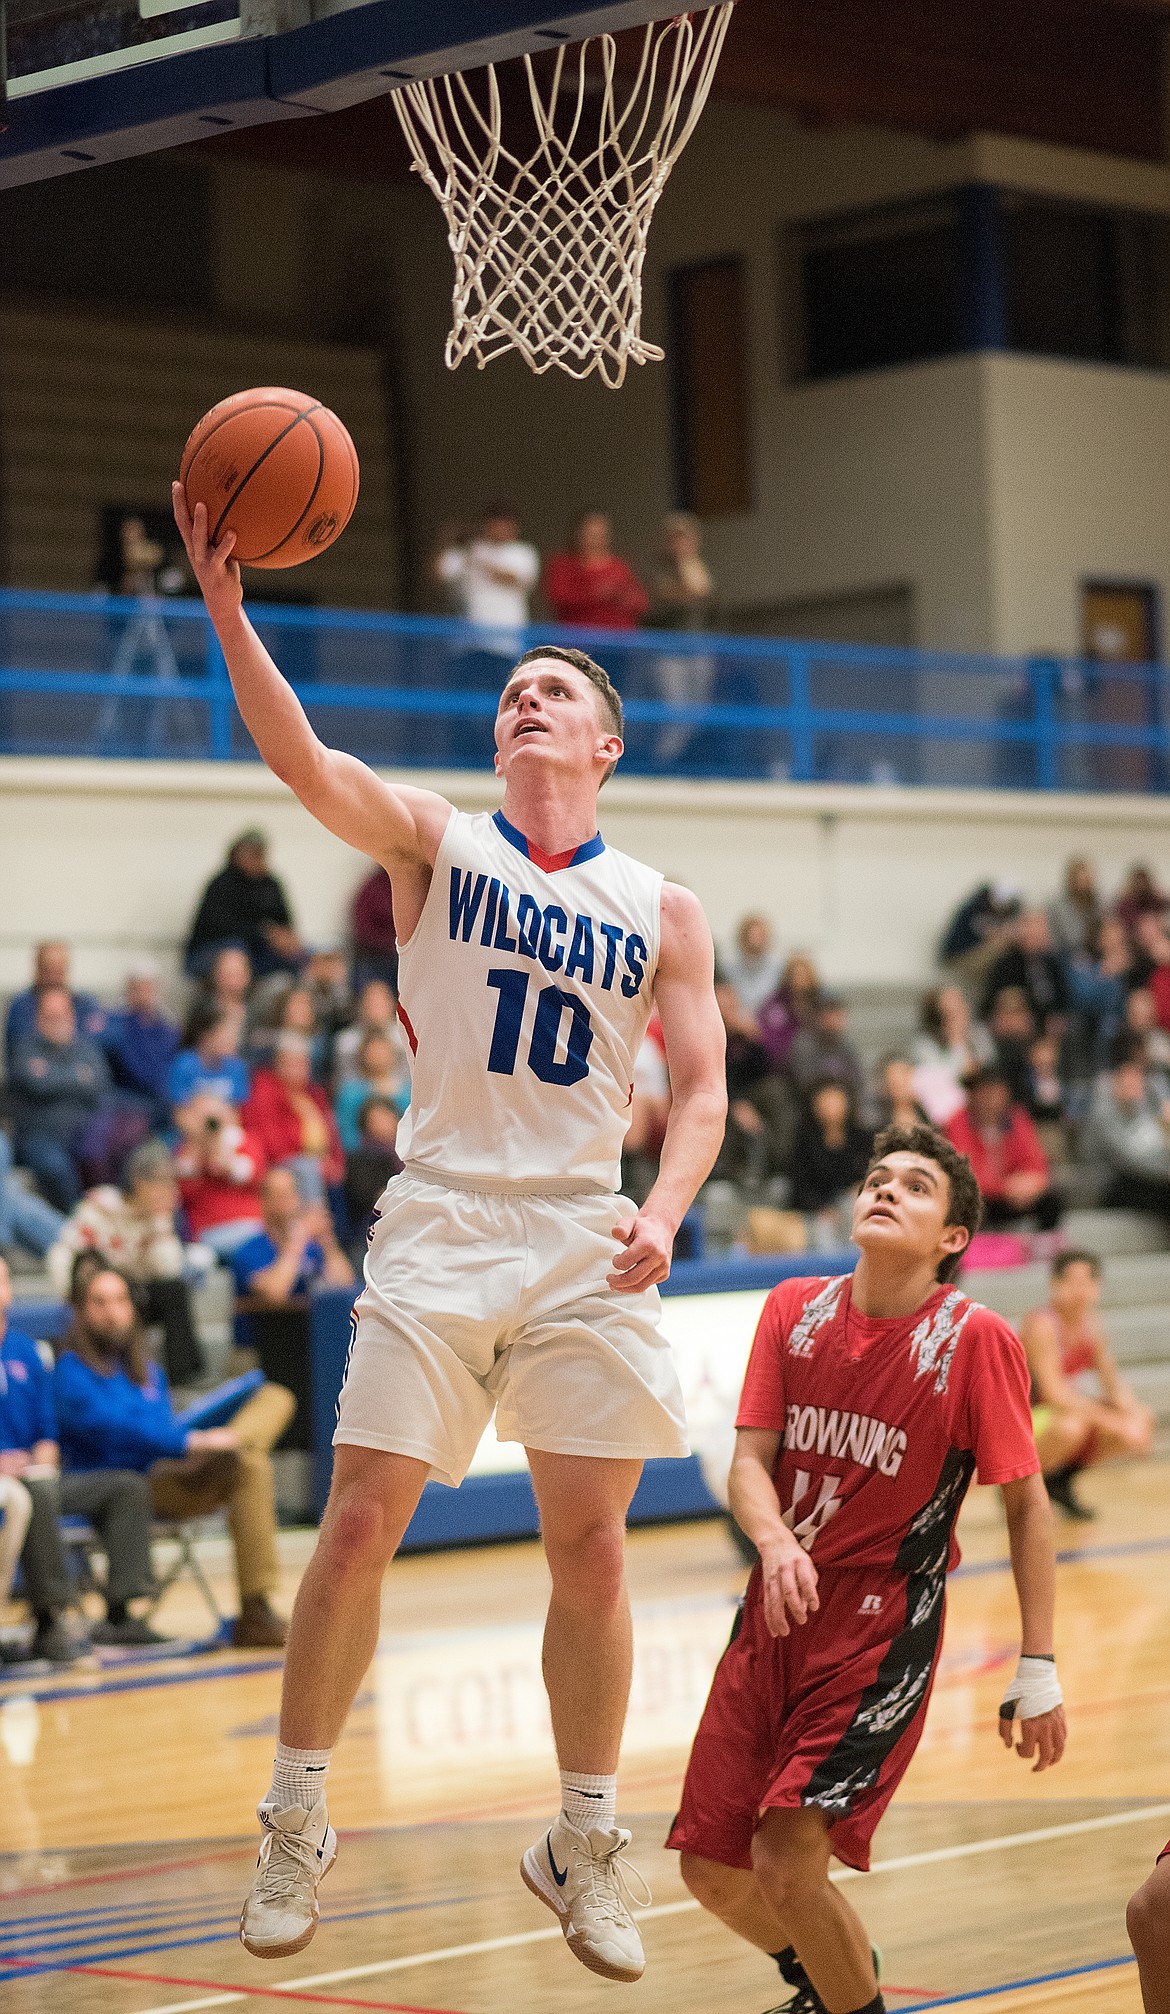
[999,1654,1063,1722]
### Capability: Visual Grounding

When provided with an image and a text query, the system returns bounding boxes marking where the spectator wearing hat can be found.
[5,941,107,1067]
[48,1142,208,1384]
[100,961,180,1125]
[8,987,114,1212]
[185,831,305,981]
[945,1064,1063,1231]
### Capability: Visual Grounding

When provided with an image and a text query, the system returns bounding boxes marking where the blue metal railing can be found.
[0,588,1167,792]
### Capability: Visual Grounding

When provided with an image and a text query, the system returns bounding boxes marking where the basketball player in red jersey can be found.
[1020,1248,1154,1521]
[669,1124,1066,2014]
[1129,1848,1170,2012]
[173,490,728,1983]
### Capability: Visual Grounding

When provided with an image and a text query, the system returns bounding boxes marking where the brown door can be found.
[1082,581,1160,790]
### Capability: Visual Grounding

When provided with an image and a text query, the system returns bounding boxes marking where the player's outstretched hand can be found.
[607,1208,674,1292]
[172,482,243,624]
[998,1702,1067,1773]
[758,1536,819,1638]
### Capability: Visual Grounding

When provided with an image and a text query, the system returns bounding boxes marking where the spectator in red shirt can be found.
[243,1034,345,1206]
[351,867,397,992]
[945,1064,1063,1231]
[172,1094,266,1257]
[544,513,648,631]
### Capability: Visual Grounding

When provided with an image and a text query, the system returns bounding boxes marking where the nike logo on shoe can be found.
[547,1834,568,1887]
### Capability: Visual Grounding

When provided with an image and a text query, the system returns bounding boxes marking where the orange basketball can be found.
[179,387,359,569]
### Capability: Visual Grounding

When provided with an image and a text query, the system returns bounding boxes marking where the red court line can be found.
[64,1962,463,2014]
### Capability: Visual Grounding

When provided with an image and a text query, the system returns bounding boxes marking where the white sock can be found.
[267,1742,332,1813]
[560,1770,617,1835]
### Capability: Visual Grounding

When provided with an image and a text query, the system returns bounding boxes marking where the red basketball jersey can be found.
[736,1274,1038,1574]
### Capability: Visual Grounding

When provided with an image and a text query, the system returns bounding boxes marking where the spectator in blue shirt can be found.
[4,941,107,1066]
[101,961,180,1123]
[166,1003,250,1113]
[8,987,114,1211]
[230,1170,353,1472]
[0,1254,158,1662]
[56,1264,295,1648]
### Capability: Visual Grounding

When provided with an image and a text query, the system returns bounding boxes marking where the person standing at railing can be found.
[646,512,717,767]
[435,504,539,655]
[544,511,648,630]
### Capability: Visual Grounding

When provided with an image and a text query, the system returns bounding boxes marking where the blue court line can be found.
[954,1532,1170,1580]
[0,1654,284,1705]
[1,1891,478,1981]
[0,1881,422,1952]
[897,1951,1136,2010]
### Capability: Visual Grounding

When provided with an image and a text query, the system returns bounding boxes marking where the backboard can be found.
[0,0,678,186]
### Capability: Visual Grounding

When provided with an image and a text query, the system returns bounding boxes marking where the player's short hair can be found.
[866,1122,984,1285]
[1051,1246,1101,1282]
[508,644,624,785]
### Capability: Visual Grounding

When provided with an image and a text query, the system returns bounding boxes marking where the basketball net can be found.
[391,7,735,389]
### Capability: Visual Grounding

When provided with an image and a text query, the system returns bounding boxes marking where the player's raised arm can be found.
[173,485,450,871]
[608,882,726,1292]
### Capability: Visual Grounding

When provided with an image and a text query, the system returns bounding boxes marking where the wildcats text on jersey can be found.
[448,866,649,998]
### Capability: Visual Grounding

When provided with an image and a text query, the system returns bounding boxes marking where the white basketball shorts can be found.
[333,1170,689,1485]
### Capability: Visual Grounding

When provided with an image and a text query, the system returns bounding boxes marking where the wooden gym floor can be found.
[3,1456,1168,2014]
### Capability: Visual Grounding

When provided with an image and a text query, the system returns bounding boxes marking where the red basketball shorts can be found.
[666,1559,947,1873]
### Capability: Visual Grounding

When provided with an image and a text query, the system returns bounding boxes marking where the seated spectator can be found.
[0,1129,64,1263]
[1048,856,1102,958]
[344,1098,404,1248]
[872,1054,930,1133]
[1114,862,1168,943]
[246,980,323,1079]
[4,940,107,1065]
[1066,915,1133,1072]
[980,909,1069,1032]
[939,880,1020,983]
[55,1263,294,1647]
[786,993,865,1108]
[1122,987,1170,1083]
[1026,1032,1068,1136]
[303,949,354,1055]
[1020,1249,1154,1520]
[8,987,113,1212]
[100,959,180,1123]
[621,1020,672,1207]
[333,979,405,1084]
[230,1169,354,1456]
[1085,1049,1170,1216]
[787,1081,872,1239]
[194,945,253,1020]
[435,503,539,651]
[985,986,1038,1107]
[334,1030,411,1153]
[48,1142,208,1385]
[944,1064,1062,1232]
[911,984,991,1123]
[243,1035,345,1205]
[722,914,784,1021]
[173,1095,265,1257]
[351,869,397,992]
[710,980,796,1190]
[0,1254,159,1662]
[167,1003,250,1111]
[185,830,305,981]
[544,512,648,630]
[1133,914,1170,1033]
[757,953,821,1072]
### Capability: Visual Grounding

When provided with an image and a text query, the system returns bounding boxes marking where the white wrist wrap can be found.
[999,1654,1062,1722]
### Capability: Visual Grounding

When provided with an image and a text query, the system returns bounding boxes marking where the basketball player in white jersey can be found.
[173,488,727,1983]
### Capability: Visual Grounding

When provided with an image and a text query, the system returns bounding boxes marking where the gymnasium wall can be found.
[3,756,1169,997]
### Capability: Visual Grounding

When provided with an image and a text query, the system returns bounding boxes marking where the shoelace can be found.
[763,1987,823,2014]
[583,1837,653,1925]
[254,1826,322,1901]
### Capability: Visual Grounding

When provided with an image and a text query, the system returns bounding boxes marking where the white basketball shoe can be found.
[239,1798,338,1958]
[521,1812,651,1982]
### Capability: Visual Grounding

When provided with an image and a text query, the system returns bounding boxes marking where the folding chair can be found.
[60,1515,225,1633]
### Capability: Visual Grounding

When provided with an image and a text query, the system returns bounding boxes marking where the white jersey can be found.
[395,808,663,1193]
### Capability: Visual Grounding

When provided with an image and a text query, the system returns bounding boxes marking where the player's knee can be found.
[1127,1872,1168,1958]
[679,1851,738,1914]
[751,1826,827,1916]
[544,1516,625,1607]
[323,1489,396,1574]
